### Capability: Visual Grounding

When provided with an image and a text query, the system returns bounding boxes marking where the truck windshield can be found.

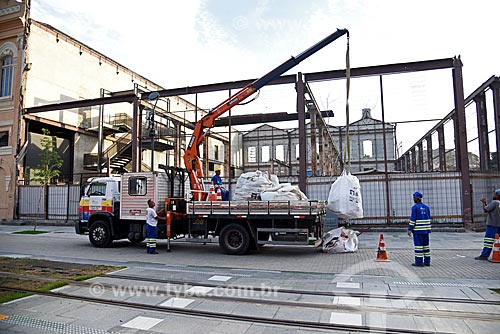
[87,182,107,196]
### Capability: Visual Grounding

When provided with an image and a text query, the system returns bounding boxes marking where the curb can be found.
[0,220,75,227]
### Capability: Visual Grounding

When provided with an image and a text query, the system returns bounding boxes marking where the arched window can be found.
[1,55,13,97]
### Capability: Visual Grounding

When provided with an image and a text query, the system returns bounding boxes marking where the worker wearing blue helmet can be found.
[408,191,431,267]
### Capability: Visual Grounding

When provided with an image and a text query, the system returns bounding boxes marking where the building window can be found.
[248,146,256,163]
[295,144,300,160]
[214,145,219,160]
[276,145,284,161]
[261,146,270,162]
[0,132,8,147]
[1,56,13,97]
[363,140,373,158]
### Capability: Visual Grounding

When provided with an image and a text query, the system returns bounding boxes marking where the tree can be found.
[30,129,63,230]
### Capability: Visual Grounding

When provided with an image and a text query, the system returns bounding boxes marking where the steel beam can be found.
[214,110,334,127]
[24,94,136,114]
[144,75,296,99]
[142,58,455,99]
[304,58,455,82]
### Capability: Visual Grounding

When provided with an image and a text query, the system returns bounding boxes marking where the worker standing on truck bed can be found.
[146,199,159,254]
[212,168,230,200]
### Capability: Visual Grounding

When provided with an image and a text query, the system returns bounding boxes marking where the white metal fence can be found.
[18,185,81,220]
[17,171,500,226]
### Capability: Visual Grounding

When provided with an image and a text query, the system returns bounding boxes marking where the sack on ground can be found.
[322,227,359,253]
[327,170,363,219]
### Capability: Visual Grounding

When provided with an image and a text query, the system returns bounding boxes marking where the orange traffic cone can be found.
[216,187,222,201]
[207,182,216,201]
[489,233,500,263]
[375,233,390,262]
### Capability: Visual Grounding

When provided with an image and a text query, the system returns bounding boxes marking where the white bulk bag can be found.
[327,170,363,219]
[233,170,274,200]
[321,227,359,253]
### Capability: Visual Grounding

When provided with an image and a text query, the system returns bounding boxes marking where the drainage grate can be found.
[393,281,482,288]
[0,314,118,334]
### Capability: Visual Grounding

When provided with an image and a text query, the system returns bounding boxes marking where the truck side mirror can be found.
[80,184,87,197]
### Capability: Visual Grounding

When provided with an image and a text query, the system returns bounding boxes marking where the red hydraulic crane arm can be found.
[183,28,349,200]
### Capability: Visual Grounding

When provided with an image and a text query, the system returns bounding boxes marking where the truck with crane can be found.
[76,28,349,254]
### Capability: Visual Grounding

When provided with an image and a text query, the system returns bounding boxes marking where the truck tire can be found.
[89,221,113,248]
[128,232,145,243]
[219,223,250,255]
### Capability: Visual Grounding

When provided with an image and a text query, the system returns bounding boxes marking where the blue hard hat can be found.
[495,189,500,196]
[413,191,423,199]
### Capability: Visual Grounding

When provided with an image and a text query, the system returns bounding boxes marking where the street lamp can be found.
[147,92,160,171]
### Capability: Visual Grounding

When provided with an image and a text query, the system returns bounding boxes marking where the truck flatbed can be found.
[187,200,328,216]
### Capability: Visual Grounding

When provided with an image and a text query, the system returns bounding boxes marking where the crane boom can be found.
[184,28,349,200]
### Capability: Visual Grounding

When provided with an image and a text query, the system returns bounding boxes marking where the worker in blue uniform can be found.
[211,167,230,200]
[408,191,431,267]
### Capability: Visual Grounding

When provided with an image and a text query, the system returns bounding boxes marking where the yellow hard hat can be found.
[215,167,221,172]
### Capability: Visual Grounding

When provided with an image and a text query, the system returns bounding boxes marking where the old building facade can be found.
[0,1,230,219]
[241,108,396,175]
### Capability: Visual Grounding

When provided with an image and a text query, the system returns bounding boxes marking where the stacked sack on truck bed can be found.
[233,170,308,201]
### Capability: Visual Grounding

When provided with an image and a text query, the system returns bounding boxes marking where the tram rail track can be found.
[105,273,500,306]
[0,285,470,334]
[2,270,499,329]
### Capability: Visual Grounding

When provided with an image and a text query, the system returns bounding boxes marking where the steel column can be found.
[297,73,307,192]
[475,92,490,170]
[131,85,140,172]
[426,136,433,171]
[437,125,446,171]
[417,142,424,172]
[311,109,317,177]
[452,57,472,228]
[453,113,461,170]
[380,76,391,224]
[411,148,417,172]
[491,81,500,170]
[97,88,104,173]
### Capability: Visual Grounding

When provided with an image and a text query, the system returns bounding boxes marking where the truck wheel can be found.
[128,232,145,243]
[89,221,113,248]
[219,223,250,255]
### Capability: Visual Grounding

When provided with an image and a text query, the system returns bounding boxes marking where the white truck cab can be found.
[78,176,121,223]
